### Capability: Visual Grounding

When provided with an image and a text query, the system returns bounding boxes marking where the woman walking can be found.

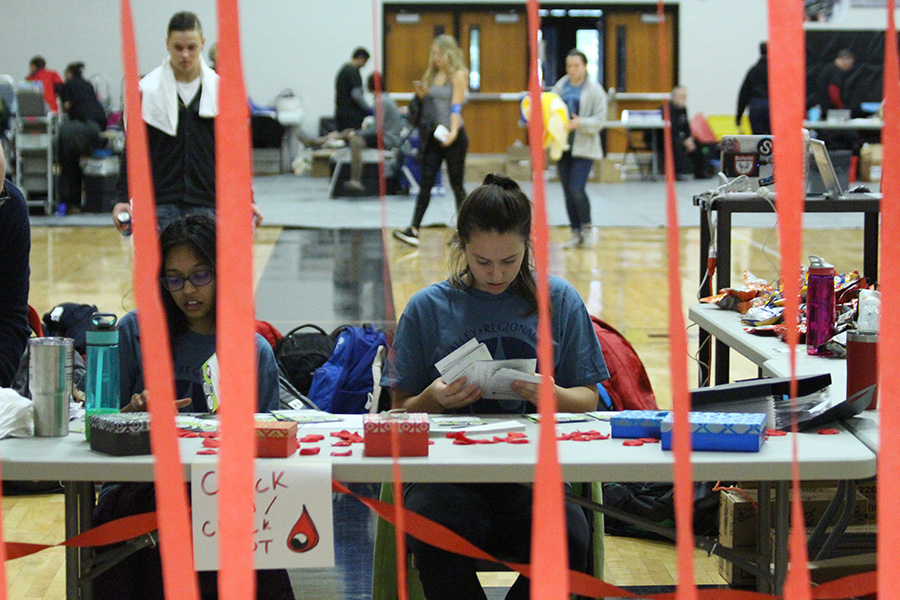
[394,35,468,247]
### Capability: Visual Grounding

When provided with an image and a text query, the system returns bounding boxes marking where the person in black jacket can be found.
[334,47,370,132]
[112,11,262,233]
[735,42,770,134]
[0,150,31,389]
[58,62,108,209]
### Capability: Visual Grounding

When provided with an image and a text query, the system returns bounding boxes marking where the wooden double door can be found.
[383,5,675,155]
[385,8,528,153]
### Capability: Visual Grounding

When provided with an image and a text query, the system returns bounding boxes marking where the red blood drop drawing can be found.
[286,505,320,553]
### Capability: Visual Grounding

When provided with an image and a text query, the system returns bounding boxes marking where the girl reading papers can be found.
[384,173,608,599]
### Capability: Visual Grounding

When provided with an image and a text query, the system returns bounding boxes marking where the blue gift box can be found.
[610,410,671,439]
[660,412,767,452]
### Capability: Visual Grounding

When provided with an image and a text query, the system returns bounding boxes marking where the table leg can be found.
[697,201,712,386]
[756,481,772,593]
[65,481,96,600]
[714,208,733,384]
[772,481,790,594]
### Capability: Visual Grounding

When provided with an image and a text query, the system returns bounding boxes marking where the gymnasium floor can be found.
[8,168,869,598]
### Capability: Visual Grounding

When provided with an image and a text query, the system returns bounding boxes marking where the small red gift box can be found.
[363,412,429,457]
[255,421,299,458]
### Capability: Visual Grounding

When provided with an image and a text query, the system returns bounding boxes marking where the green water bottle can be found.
[85,313,120,440]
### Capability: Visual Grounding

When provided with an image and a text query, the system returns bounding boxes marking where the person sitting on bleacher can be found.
[343,73,403,195]
[58,62,108,210]
[296,73,403,195]
[25,56,62,113]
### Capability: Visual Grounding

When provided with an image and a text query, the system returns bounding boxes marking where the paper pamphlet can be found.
[434,124,450,143]
[201,353,220,412]
[524,412,600,424]
[436,339,540,401]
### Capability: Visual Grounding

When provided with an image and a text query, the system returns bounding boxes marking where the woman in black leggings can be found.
[393,35,468,247]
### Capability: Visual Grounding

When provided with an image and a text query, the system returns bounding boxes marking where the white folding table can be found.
[0,415,877,598]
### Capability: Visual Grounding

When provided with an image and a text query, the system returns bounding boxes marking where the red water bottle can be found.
[806,255,835,355]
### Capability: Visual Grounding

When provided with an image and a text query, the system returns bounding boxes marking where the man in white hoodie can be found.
[113,11,262,233]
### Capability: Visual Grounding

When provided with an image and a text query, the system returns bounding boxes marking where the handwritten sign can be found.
[191,461,334,570]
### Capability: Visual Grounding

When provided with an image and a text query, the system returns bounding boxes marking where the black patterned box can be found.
[89,413,152,456]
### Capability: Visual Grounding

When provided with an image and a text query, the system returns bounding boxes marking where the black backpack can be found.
[273,324,346,397]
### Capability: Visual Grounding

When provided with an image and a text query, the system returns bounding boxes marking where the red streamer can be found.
[767,1,812,597]
[5,493,881,600]
[525,2,568,598]
[653,3,696,599]
[120,3,199,598]
[214,1,258,599]
[878,2,900,598]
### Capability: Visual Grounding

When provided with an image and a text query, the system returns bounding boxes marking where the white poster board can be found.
[191,460,334,570]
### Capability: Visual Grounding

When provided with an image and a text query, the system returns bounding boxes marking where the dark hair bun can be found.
[483,172,520,190]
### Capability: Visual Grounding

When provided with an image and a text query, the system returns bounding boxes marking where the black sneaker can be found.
[393,227,419,247]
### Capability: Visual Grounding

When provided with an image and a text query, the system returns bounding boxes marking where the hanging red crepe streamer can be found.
[214,1,258,599]
[366,4,406,598]
[525,2,568,598]
[119,2,200,598]
[878,2,900,598]
[654,3,696,600]
[767,1,812,597]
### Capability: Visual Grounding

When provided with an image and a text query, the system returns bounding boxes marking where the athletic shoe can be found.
[393,227,419,247]
[563,232,583,249]
[580,226,597,248]
[343,181,366,196]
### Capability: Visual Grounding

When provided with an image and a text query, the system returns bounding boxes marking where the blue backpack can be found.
[307,325,388,413]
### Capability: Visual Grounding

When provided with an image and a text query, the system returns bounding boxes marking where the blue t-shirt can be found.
[117,311,280,413]
[560,81,582,118]
[560,81,582,147]
[383,276,609,414]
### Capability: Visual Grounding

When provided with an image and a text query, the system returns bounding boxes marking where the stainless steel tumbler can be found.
[28,337,74,437]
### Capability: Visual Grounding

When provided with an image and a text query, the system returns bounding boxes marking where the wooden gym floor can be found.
[5,223,866,598]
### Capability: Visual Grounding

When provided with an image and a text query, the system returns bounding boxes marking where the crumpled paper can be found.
[0,388,34,438]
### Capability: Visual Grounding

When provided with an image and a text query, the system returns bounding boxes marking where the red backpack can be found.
[591,316,658,411]
[254,320,283,350]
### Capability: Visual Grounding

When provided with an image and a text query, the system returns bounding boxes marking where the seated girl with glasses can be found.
[117,213,279,413]
[92,214,293,600]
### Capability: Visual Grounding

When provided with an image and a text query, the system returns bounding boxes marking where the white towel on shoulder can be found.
[140,56,218,136]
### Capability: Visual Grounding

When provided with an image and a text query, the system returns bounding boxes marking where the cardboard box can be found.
[255,421,299,458]
[717,553,757,587]
[859,143,882,181]
[719,488,870,549]
[364,412,429,457]
[505,145,532,181]
[596,158,624,183]
[610,410,670,439]
[661,412,766,452]
[465,155,507,183]
[311,148,337,177]
[89,413,151,456]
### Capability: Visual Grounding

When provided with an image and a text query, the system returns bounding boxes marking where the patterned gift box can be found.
[255,420,299,458]
[363,412,430,457]
[89,413,151,456]
[661,412,767,452]
[610,410,671,439]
